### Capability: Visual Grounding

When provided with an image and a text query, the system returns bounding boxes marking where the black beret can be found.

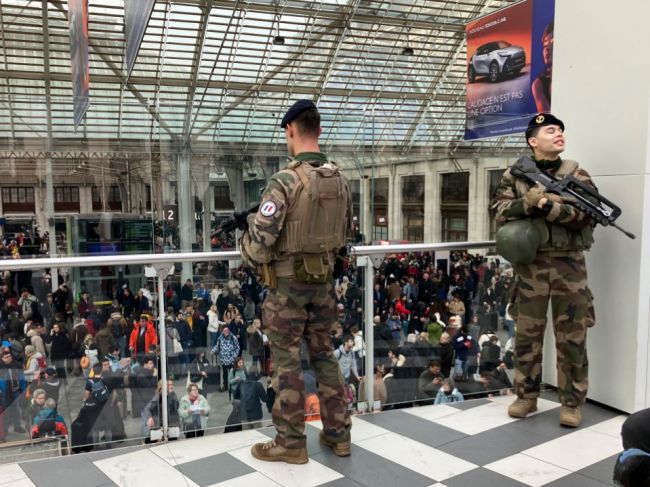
[525,113,565,139]
[280,99,317,128]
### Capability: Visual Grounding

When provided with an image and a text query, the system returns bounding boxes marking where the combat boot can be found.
[319,431,351,457]
[507,397,538,418]
[559,406,582,428]
[250,440,308,464]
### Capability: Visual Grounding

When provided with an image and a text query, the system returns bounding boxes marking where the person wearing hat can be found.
[613,408,650,486]
[490,113,597,427]
[240,99,352,464]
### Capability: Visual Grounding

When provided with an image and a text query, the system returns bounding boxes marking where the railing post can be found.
[356,255,375,411]
[150,263,174,440]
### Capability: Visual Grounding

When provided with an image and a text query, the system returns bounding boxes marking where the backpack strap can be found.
[293,163,311,194]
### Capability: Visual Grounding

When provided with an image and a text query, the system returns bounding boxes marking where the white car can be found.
[468,41,526,83]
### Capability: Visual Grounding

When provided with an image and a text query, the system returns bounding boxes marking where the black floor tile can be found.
[542,472,612,487]
[575,453,618,484]
[176,452,254,487]
[445,467,530,487]
[449,398,491,411]
[20,454,115,487]
[318,477,366,487]
[312,445,436,487]
[357,410,468,448]
[437,420,550,466]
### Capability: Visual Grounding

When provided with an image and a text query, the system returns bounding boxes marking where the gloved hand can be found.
[523,185,546,209]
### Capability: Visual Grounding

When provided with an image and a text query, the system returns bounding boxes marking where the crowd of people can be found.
[331,250,516,409]
[0,246,518,452]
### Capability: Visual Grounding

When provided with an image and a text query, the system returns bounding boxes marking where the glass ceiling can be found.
[0,0,527,162]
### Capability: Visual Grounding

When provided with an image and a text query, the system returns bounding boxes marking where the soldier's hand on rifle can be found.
[523,184,546,209]
[546,192,576,204]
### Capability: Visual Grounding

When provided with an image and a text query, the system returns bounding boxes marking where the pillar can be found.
[547,0,650,412]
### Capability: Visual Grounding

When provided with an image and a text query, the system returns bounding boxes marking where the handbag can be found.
[183,412,202,433]
[172,337,183,354]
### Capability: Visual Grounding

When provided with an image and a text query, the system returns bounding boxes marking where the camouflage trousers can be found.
[512,251,595,407]
[262,277,351,449]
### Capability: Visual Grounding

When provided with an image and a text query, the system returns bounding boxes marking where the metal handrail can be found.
[0,250,240,271]
[0,240,496,443]
[351,240,495,255]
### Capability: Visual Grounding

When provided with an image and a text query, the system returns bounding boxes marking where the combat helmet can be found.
[495,219,542,265]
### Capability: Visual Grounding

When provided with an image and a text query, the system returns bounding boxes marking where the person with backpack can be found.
[107,312,128,358]
[84,363,113,448]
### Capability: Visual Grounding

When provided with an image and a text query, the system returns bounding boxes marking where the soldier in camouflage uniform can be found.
[490,113,596,428]
[240,99,352,464]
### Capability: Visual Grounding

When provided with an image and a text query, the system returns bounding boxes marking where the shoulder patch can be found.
[260,201,278,217]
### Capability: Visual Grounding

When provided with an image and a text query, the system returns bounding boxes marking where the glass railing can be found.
[0,241,514,462]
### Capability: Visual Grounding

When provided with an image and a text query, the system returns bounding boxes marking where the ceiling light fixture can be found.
[401,46,414,56]
[273,35,285,45]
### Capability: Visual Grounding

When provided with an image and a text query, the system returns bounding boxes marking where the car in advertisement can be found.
[468,40,526,83]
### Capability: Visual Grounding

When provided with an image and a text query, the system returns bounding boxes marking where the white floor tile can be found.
[206,472,283,487]
[307,415,389,443]
[355,431,477,481]
[432,401,518,435]
[484,453,571,487]
[7,480,35,487]
[94,448,200,487]
[586,414,627,438]
[401,404,461,422]
[522,428,623,471]
[229,445,343,487]
[150,429,271,466]
[0,464,31,485]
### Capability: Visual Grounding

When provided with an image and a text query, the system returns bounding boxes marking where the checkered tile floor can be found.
[1,393,624,487]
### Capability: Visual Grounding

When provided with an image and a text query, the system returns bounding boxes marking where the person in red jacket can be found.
[129,314,158,361]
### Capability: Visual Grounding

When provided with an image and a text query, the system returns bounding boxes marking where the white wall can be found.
[547,0,650,412]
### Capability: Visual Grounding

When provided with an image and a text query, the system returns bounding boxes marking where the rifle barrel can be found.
[611,223,636,240]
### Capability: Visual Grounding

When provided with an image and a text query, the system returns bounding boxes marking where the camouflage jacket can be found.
[240,152,352,267]
[490,157,596,251]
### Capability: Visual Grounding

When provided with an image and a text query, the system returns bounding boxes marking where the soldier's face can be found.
[529,125,565,157]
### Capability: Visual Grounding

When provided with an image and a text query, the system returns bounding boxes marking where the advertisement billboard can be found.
[464,0,555,140]
[124,0,156,81]
[67,0,90,131]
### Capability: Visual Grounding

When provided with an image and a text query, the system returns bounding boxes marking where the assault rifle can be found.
[510,156,635,239]
[212,204,259,236]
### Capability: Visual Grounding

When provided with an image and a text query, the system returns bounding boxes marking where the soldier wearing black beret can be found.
[490,112,598,428]
[243,100,353,464]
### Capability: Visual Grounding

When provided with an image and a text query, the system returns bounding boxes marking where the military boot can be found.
[319,431,351,457]
[559,406,582,428]
[250,440,308,464]
[507,397,538,418]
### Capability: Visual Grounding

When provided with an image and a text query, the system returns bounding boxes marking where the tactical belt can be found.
[272,253,334,278]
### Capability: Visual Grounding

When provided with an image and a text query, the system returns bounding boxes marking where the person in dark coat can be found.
[438,332,454,379]
[0,347,27,433]
[130,356,157,419]
[238,372,267,429]
[246,319,264,370]
[46,322,70,379]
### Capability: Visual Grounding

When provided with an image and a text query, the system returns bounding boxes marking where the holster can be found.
[258,263,277,289]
